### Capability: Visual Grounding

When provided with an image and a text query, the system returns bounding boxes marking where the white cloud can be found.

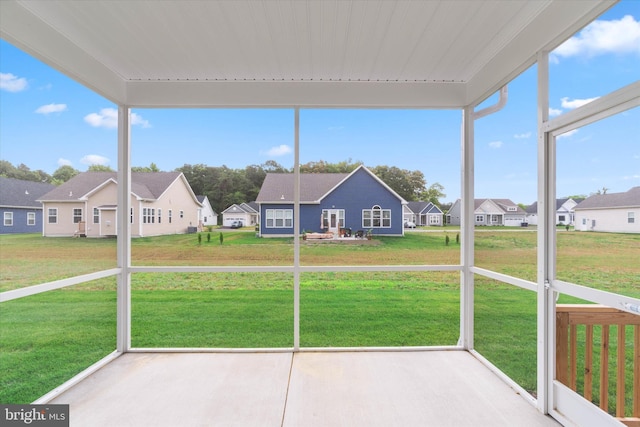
[84,108,150,129]
[514,132,531,139]
[553,15,640,59]
[80,154,110,166]
[265,144,292,156]
[131,113,150,128]
[57,158,73,167]
[557,129,579,139]
[549,107,563,117]
[561,96,599,110]
[35,103,67,115]
[0,72,28,92]
[622,174,640,180]
[488,141,503,149]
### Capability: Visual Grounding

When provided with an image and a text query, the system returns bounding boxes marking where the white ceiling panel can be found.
[0,0,614,107]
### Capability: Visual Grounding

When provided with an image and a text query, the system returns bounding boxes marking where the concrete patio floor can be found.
[50,350,560,427]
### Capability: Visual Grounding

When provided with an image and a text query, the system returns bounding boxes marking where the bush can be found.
[219,232,224,245]
[445,235,450,246]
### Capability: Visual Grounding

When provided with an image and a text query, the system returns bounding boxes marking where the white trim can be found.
[552,280,640,314]
[128,265,462,274]
[550,381,626,427]
[470,267,537,292]
[0,269,121,302]
[33,351,123,404]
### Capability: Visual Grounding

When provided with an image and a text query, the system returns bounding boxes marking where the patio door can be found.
[323,209,344,234]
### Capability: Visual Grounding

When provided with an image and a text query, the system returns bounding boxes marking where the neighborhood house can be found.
[403,201,444,227]
[574,187,640,234]
[525,197,584,226]
[447,198,527,226]
[197,195,218,227]
[38,171,202,237]
[256,165,407,237]
[222,202,259,227]
[0,177,55,234]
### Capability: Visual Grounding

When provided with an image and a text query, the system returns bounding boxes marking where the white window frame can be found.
[73,208,83,224]
[130,208,134,224]
[143,208,155,224]
[475,215,484,223]
[362,205,391,228]
[429,215,439,225]
[265,209,293,228]
[168,209,172,223]
[179,210,184,219]
[48,208,57,224]
[158,208,162,224]
[27,212,35,226]
[93,207,100,224]
[4,212,13,226]
[322,209,345,229]
[628,212,635,224]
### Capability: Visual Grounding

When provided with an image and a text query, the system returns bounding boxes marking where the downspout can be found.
[459,85,508,349]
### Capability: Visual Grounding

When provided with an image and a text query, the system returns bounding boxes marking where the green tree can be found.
[87,164,114,172]
[132,162,161,172]
[52,165,80,183]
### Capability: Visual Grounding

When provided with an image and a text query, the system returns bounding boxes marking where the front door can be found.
[328,210,339,234]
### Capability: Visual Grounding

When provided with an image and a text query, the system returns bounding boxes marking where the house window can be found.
[629,212,635,224]
[158,208,162,224]
[362,205,391,228]
[143,208,155,224]
[130,208,134,224]
[48,208,57,224]
[179,210,184,219]
[429,215,439,225]
[27,212,35,226]
[507,206,517,211]
[93,208,100,224]
[265,209,293,228]
[73,208,83,223]
[558,215,566,222]
[168,209,172,223]
[475,215,484,223]
[4,212,13,226]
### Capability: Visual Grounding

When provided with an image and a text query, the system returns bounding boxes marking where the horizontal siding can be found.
[0,208,42,234]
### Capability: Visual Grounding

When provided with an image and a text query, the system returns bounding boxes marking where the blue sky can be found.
[1,2,638,205]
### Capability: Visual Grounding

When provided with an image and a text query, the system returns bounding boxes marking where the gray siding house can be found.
[447,198,527,227]
[0,177,55,234]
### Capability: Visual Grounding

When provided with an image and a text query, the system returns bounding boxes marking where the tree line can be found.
[1,159,446,216]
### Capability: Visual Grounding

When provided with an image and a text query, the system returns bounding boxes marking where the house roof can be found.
[526,198,585,214]
[0,1,611,108]
[256,173,349,203]
[38,172,184,202]
[574,187,640,210]
[406,201,443,215]
[222,203,259,215]
[0,177,55,208]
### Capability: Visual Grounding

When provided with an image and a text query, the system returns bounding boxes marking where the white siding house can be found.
[574,187,640,233]
[525,198,583,226]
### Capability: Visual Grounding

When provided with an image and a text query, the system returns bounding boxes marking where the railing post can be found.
[556,311,568,384]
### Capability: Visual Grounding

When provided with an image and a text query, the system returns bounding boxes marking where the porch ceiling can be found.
[0,0,613,108]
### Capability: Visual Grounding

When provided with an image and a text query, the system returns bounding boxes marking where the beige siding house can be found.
[38,172,202,237]
[574,187,640,233]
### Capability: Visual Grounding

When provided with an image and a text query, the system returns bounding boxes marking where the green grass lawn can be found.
[1,231,638,412]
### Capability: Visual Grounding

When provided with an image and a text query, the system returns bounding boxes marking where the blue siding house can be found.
[0,177,55,234]
[256,166,406,237]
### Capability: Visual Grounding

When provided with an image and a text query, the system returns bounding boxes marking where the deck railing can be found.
[556,304,640,426]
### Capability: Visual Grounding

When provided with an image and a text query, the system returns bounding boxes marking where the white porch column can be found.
[536,51,554,414]
[293,108,300,351]
[459,106,475,349]
[116,105,132,353]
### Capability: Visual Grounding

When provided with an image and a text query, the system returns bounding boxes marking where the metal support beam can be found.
[459,106,475,350]
[536,51,554,414]
[116,105,132,353]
